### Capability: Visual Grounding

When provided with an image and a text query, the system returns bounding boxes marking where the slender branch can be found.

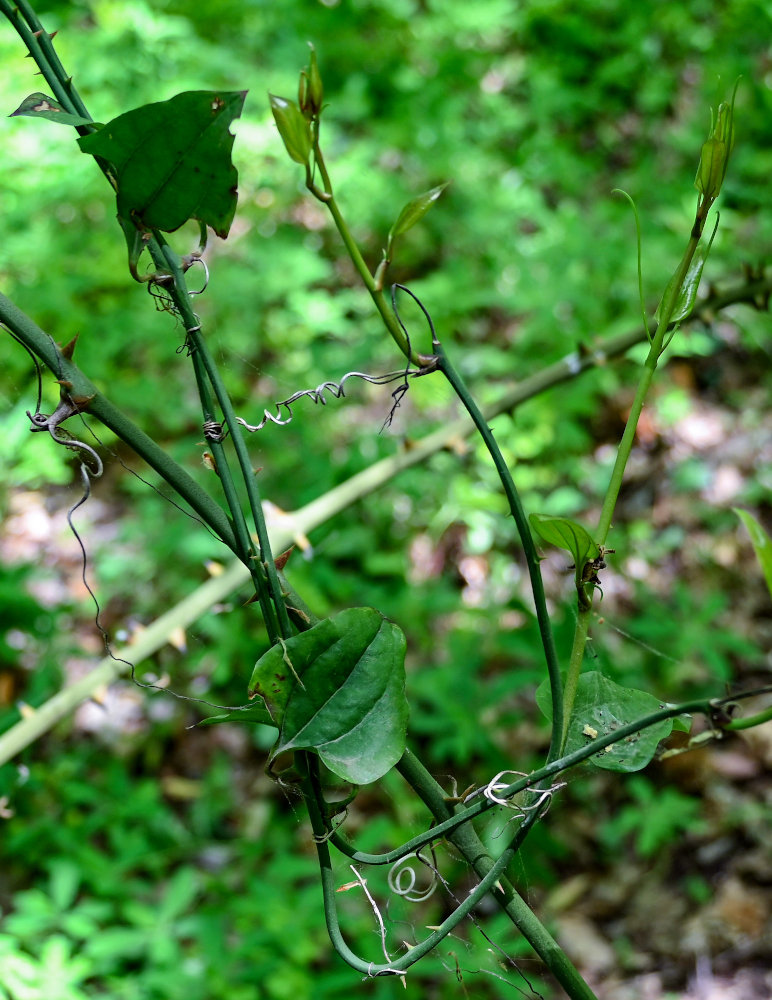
[0,559,255,764]
[310,141,423,365]
[435,343,564,763]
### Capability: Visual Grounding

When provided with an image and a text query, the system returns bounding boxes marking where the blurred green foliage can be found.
[1,0,770,995]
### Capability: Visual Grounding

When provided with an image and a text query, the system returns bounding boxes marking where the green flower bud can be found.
[299,44,324,119]
[268,93,312,165]
[694,92,736,202]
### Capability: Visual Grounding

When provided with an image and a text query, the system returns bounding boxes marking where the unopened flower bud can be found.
[299,44,324,119]
[269,93,312,165]
[694,95,736,202]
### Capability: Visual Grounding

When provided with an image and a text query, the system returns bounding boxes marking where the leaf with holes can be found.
[538,671,678,772]
[10,92,92,127]
[249,608,408,784]
[77,91,246,238]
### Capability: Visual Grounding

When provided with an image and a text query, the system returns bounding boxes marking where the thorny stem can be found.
[0,291,238,551]
[0,0,93,128]
[148,240,290,641]
[3,0,292,642]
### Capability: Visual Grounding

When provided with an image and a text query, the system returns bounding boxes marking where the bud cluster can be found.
[269,45,324,170]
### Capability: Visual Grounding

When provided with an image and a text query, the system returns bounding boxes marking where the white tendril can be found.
[387,854,437,903]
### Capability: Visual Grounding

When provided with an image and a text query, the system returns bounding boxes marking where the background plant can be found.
[1,2,770,998]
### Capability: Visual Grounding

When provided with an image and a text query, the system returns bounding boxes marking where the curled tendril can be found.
[185,256,209,296]
[237,368,420,433]
[390,282,439,353]
[387,852,438,903]
[463,770,564,820]
[202,419,226,442]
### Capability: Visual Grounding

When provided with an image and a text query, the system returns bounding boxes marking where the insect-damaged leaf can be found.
[77,91,246,238]
[537,671,677,772]
[9,92,92,127]
[249,608,408,785]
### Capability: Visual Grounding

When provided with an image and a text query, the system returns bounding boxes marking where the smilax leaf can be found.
[249,608,408,785]
[537,671,677,772]
[10,92,92,127]
[78,91,246,238]
[529,513,598,568]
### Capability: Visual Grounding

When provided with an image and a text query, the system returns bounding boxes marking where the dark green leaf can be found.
[77,91,246,237]
[529,513,598,568]
[9,92,92,127]
[248,618,340,723]
[251,608,408,784]
[734,508,772,598]
[268,93,312,165]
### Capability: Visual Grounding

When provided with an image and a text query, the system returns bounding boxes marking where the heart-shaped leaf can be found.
[529,513,598,569]
[250,608,408,784]
[10,92,92,127]
[538,671,678,772]
[78,91,246,238]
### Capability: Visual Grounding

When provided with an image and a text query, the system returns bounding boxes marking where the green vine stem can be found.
[433,341,565,762]
[308,138,430,367]
[396,748,600,1000]
[723,702,772,730]
[146,240,289,641]
[561,212,717,747]
[305,690,757,872]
